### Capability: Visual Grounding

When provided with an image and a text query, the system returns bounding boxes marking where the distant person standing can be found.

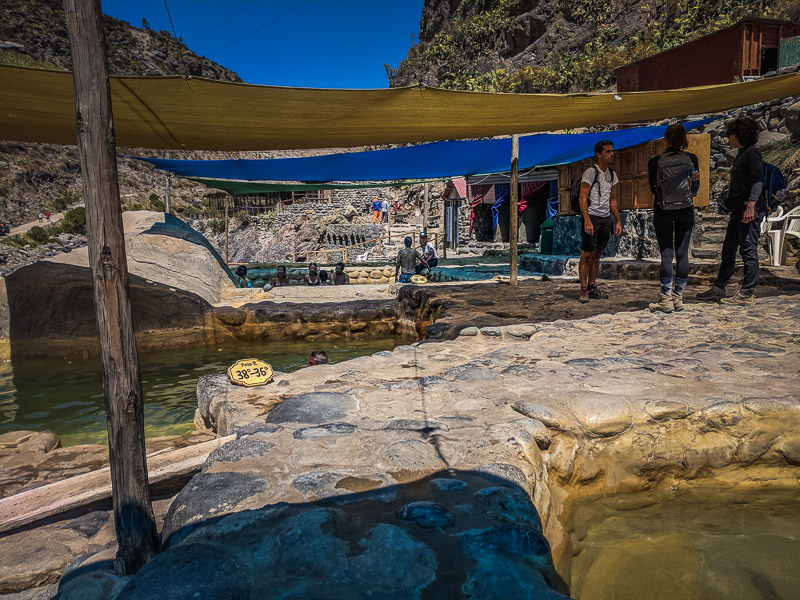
[45,212,51,222]
[38,212,43,223]
[395,237,428,283]
[577,140,621,303]
[381,199,389,223]
[647,123,700,313]
[697,117,764,306]
[332,262,351,285]
[416,232,438,274]
[371,197,382,223]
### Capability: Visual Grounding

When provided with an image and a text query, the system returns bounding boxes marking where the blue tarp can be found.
[133,119,712,183]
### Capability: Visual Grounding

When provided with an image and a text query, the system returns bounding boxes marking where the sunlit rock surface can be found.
[55,294,800,598]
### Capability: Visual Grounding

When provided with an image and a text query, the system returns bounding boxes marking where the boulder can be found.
[0,212,236,357]
[784,100,800,136]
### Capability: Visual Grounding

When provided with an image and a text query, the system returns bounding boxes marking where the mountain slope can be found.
[388,0,800,93]
[0,0,240,228]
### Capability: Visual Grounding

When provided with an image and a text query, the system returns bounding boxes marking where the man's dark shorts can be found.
[581,214,612,252]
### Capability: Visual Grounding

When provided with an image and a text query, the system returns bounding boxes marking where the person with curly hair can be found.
[698,117,764,306]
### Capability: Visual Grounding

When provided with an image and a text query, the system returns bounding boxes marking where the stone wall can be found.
[552,211,703,258]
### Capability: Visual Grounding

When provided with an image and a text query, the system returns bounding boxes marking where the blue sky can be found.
[100,0,424,89]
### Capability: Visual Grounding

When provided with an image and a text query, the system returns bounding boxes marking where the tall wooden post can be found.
[423,182,429,231]
[63,0,160,574]
[164,150,171,214]
[509,135,519,286]
[224,196,229,264]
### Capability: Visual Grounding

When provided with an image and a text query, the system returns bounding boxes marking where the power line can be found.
[187,0,260,48]
[207,0,314,56]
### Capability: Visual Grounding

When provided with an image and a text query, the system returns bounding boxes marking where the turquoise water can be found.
[0,336,407,446]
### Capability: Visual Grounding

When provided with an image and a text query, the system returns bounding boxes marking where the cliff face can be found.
[389,0,800,93]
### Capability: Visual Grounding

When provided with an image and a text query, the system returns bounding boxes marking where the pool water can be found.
[568,487,800,600]
[0,336,407,446]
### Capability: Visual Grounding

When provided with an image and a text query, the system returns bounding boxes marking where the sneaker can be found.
[696,284,726,301]
[649,292,674,313]
[672,293,684,312]
[579,288,589,303]
[587,284,609,299]
[720,289,755,306]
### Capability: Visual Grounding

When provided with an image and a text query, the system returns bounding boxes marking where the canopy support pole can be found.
[164,150,171,214]
[63,0,160,574]
[423,182,429,232]
[510,135,519,286]
[224,197,229,264]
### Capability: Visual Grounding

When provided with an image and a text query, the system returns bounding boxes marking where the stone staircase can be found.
[692,210,728,260]
[693,209,770,263]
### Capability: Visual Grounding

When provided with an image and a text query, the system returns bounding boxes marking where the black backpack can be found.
[570,165,610,214]
[655,150,694,210]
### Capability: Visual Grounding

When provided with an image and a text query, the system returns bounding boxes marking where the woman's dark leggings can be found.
[654,219,693,283]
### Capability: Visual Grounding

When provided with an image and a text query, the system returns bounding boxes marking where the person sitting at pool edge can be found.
[396,236,428,283]
[236,265,252,288]
[333,262,351,285]
[416,232,438,274]
[308,350,328,366]
[304,262,322,286]
[271,265,290,287]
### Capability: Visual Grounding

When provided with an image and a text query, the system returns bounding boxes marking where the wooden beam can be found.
[510,135,519,286]
[0,435,235,535]
[63,0,160,573]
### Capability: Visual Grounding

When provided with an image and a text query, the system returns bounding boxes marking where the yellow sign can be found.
[227,358,274,387]
[410,274,428,284]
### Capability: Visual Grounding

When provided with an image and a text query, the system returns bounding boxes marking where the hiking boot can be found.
[672,293,685,312]
[720,289,756,306]
[696,284,726,301]
[649,293,674,313]
[587,284,609,299]
[579,288,589,303]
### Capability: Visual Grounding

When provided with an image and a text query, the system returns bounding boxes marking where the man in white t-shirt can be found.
[577,140,622,303]
[415,232,438,274]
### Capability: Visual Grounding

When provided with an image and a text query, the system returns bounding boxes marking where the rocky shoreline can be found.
[4,289,791,599]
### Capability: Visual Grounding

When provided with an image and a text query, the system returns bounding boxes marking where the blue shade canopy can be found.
[133,119,712,183]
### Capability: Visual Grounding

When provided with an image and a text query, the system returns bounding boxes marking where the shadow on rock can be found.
[55,470,571,600]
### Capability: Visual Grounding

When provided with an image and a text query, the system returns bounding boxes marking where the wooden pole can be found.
[510,135,519,286]
[164,150,171,214]
[442,232,447,259]
[63,0,160,574]
[423,182,429,231]
[224,196,229,264]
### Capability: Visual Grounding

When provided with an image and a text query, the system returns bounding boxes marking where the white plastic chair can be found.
[761,206,783,265]
[355,249,370,263]
[765,205,800,266]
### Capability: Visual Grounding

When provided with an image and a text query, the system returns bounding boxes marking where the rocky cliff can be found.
[388,0,800,92]
[0,0,240,228]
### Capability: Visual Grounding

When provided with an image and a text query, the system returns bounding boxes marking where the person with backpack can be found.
[697,117,764,306]
[647,123,700,313]
[577,140,621,303]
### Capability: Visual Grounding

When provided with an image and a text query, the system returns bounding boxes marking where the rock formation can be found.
[54,293,800,598]
[0,211,235,358]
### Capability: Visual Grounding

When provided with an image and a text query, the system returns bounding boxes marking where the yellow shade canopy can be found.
[2,65,798,151]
